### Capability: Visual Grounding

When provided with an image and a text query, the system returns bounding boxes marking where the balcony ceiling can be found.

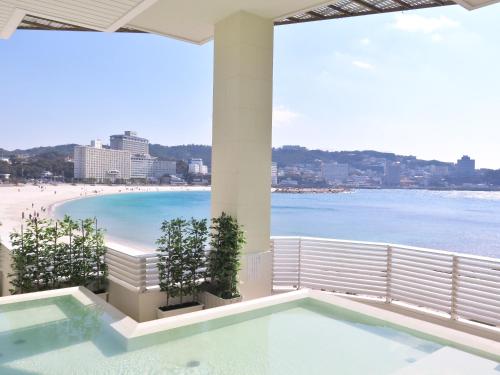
[0,0,497,42]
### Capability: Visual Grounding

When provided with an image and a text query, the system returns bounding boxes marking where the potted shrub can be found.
[201,212,245,308]
[156,218,208,318]
[60,216,108,300]
[84,218,108,301]
[8,214,108,298]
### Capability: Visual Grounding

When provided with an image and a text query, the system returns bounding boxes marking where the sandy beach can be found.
[0,184,210,247]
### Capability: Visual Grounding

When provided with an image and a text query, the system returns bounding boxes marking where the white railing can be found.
[271,236,500,327]
[105,247,159,292]
[105,246,208,292]
[104,237,500,328]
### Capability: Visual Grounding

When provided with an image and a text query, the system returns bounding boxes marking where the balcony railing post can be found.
[386,245,393,303]
[298,237,302,290]
[451,255,459,320]
[139,256,147,293]
[270,238,275,291]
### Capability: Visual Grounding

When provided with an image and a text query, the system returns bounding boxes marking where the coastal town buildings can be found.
[430,165,450,177]
[384,162,402,187]
[74,131,178,182]
[269,150,482,189]
[188,158,208,175]
[456,155,476,177]
[322,162,349,184]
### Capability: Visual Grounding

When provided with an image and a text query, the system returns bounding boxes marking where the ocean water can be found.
[56,189,500,257]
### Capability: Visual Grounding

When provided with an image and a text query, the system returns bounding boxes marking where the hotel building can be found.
[75,132,177,181]
[74,142,131,182]
[131,154,176,179]
[110,131,149,155]
[152,160,177,178]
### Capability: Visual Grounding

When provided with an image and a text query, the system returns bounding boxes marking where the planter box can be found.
[95,291,109,303]
[157,303,204,319]
[199,291,242,309]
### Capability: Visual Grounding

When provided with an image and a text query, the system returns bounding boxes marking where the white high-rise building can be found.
[131,155,177,179]
[131,154,155,179]
[90,139,102,149]
[153,160,177,178]
[110,131,149,155]
[271,162,278,185]
[74,143,131,182]
[188,158,208,175]
[322,162,349,184]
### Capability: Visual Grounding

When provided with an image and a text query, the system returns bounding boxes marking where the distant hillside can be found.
[0,150,74,179]
[272,149,394,168]
[1,144,77,157]
[1,143,453,170]
[275,148,452,170]
[0,143,213,163]
[149,144,212,166]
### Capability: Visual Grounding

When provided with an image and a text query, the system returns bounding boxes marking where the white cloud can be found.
[352,60,375,70]
[273,106,300,127]
[360,37,371,45]
[392,14,459,34]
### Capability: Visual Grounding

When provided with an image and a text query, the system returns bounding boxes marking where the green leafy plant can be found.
[157,218,187,307]
[156,218,208,308]
[187,218,208,301]
[208,212,245,299]
[8,214,107,294]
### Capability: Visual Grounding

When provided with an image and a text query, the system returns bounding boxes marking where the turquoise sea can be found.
[56,189,500,257]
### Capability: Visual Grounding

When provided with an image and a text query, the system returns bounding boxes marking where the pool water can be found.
[0,296,498,374]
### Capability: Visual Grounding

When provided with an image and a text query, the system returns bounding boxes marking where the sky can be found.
[0,5,500,168]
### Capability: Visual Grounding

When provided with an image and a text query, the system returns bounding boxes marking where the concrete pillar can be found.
[211,11,274,299]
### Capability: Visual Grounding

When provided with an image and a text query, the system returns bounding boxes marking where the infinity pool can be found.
[0,294,498,374]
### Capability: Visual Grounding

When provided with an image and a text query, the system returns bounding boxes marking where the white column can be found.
[211,11,274,299]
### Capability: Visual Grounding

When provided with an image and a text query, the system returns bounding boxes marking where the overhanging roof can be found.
[0,0,497,43]
[275,0,456,26]
[17,15,145,34]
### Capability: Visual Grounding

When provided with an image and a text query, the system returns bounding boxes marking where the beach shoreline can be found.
[0,184,210,248]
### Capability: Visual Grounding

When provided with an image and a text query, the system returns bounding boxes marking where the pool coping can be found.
[1,287,499,360]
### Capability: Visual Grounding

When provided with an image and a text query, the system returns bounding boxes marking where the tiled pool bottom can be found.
[0,296,498,375]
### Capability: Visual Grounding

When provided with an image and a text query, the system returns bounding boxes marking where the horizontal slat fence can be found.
[271,237,300,290]
[456,256,500,326]
[105,247,208,292]
[104,238,500,328]
[299,238,387,297]
[390,245,453,315]
[271,236,500,328]
[106,247,158,292]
